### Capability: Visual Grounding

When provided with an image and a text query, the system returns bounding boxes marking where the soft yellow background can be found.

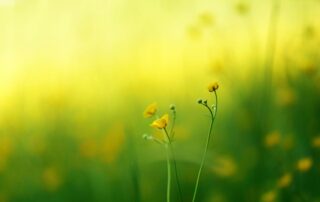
[1,0,319,114]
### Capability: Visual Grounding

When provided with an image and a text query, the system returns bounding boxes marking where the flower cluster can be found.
[142,82,219,202]
[142,102,177,145]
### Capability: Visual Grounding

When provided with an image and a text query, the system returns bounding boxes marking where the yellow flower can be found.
[297,157,313,172]
[277,173,292,188]
[211,156,237,177]
[0,192,8,202]
[198,12,215,27]
[300,63,317,75]
[312,136,320,148]
[150,114,169,129]
[261,190,277,202]
[143,102,157,118]
[208,82,219,92]
[283,135,294,151]
[276,87,296,107]
[101,124,125,164]
[264,131,281,148]
[42,167,62,192]
[235,3,249,15]
[79,138,98,159]
[187,25,202,39]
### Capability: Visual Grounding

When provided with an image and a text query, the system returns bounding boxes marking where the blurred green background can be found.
[0,0,320,201]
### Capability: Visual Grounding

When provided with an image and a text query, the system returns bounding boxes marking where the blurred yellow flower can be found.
[209,61,225,75]
[27,135,46,156]
[277,173,292,188]
[208,82,219,92]
[207,193,226,202]
[80,138,98,159]
[314,75,320,90]
[261,190,277,202]
[283,135,294,151]
[300,63,317,76]
[312,136,320,148]
[101,124,125,164]
[198,12,215,27]
[0,137,13,157]
[235,2,250,15]
[276,87,296,107]
[150,114,169,129]
[297,157,313,172]
[211,156,237,177]
[143,102,157,118]
[265,131,281,147]
[0,192,7,202]
[172,126,190,141]
[0,137,13,172]
[304,26,315,38]
[42,167,62,192]
[187,25,202,39]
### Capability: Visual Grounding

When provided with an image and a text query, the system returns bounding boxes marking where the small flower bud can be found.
[169,104,176,111]
[142,134,153,141]
[197,99,203,104]
[208,82,219,92]
[203,99,208,105]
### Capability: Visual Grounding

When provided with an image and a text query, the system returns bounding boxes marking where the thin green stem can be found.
[192,91,218,202]
[214,91,218,116]
[165,145,171,202]
[170,149,183,202]
[169,110,176,139]
[164,128,183,202]
[164,128,171,142]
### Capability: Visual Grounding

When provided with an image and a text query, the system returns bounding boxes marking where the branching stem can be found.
[192,91,218,202]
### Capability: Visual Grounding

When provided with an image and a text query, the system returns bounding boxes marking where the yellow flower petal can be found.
[150,114,169,129]
[208,82,219,92]
[162,114,169,124]
[143,102,157,118]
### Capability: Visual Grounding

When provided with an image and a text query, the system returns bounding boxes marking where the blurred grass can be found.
[1,0,320,202]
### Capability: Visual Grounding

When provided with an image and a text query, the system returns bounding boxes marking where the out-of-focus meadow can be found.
[0,0,320,201]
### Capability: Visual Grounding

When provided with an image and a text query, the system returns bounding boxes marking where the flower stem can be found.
[164,128,183,202]
[169,110,176,139]
[171,148,183,202]
[192,91,218,202]
[165,145,171,202]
